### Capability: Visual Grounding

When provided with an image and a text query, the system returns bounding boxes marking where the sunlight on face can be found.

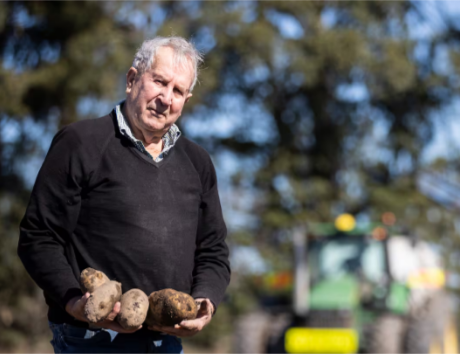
[125,47,194,139]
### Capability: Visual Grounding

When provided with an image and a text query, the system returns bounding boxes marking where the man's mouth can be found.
[147,108,166,118]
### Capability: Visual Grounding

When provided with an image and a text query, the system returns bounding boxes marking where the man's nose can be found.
[159,87,173,106]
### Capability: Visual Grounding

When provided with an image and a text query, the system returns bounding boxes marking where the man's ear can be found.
[185,93,192,104]
[126,67,138,93]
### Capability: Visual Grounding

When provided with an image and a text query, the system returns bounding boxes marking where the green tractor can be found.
[234,214,458,354]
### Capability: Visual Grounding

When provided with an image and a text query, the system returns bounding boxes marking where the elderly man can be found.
[18,36,230,353]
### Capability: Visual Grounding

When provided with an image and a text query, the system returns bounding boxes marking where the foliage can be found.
[159,1,460,273]
[2,1,460,351]
[0,1,140,349]
[158,2,460,340]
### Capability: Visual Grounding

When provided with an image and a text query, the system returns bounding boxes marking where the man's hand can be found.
[65,293,141,333]
[148,298,214,337]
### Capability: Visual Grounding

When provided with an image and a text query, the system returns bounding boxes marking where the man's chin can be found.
[145,122,170,134]
[142,117,167,130]
[146,109,167,120]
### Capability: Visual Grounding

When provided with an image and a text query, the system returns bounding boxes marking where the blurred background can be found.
[2,1,460,353]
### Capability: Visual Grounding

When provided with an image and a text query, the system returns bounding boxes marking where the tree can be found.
[0,2,141,349]
[3,1,460,351]
[156,1,460,299]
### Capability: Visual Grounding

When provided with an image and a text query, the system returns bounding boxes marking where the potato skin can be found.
[80,268,110,294]
[117,289,149,330]
[146,288,197,327]
[84,281,122,323]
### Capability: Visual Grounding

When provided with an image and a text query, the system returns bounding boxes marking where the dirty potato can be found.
[84,280,122,323]
[146,288,197,327]
[80,268,110,294]
[117,289,149,330]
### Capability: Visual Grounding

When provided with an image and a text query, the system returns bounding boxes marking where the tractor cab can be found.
[285,214,453,354]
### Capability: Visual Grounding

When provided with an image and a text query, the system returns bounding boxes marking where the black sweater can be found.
[18,112,230,327]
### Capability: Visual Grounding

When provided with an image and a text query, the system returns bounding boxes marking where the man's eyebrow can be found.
[176,84,187,92]
[152,73,166,81]
[151,72,188,92]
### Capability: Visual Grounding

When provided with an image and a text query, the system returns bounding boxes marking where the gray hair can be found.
[132,36,203,92]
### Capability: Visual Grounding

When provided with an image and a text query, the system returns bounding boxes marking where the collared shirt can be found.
[115,101,181,162]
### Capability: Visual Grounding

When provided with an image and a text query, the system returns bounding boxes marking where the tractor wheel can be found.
[266,313,291,353]
[233,311,271,353]
[404,318,434,354]
[365,314,406,353]
[404,291,452,354]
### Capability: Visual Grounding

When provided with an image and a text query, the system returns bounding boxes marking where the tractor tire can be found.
[364,314,406,353]
[404,291,451,354]
[266,313,291,353]
[233,311,271,353]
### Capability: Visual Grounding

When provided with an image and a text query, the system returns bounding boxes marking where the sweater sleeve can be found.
[18,125,92,309]
[190,156,231,309]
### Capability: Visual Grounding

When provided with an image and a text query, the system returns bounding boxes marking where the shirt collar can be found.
[115,100,181,147]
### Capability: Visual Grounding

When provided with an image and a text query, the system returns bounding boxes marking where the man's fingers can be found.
[65,293,91,322]
[106,321,142,334]
[148,325,198,338]
[149,324,161,332]
[147,314,210,338]
[70,295,140,334]
[104,301,121,322]
[178,318,204,331]
[194,298,213,317]
[76,292,90,309]
[148,324,182,335]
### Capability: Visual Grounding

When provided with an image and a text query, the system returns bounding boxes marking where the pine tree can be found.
[0,2,140,348]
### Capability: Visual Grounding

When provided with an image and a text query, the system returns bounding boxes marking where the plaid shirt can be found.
[115,101,181,162]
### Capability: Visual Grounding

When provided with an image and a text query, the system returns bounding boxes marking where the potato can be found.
[117,289,149,330]
[146,288,197,327]
[80,268,110,294]
[84,280,122,323]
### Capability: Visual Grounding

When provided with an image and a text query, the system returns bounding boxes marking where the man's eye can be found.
[174,89,184,96]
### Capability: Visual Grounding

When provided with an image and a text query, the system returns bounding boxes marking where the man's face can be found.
[125,46,193,138]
